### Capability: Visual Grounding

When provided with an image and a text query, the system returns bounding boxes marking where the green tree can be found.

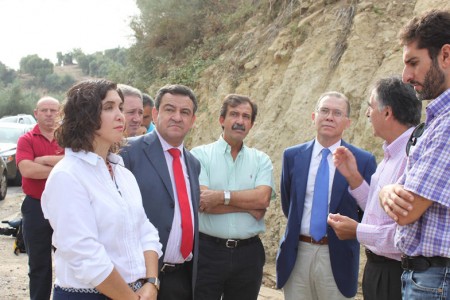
[0,61,17,86]
[129,0,258,88]
[0,83,33,117]
[57,52,63,66]
[43,73,75,92]
[19,55,54,83]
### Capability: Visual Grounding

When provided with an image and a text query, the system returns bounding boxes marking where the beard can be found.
[416,58,446,100]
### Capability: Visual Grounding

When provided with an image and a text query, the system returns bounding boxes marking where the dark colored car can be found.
[0,158,7,200]
[0,123,34,185]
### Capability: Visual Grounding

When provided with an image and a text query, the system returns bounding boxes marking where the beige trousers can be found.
[283,241,353,300]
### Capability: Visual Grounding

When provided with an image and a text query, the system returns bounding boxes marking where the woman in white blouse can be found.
[42,79,162,300]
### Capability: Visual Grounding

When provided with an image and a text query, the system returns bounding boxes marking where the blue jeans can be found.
[402,266,449,299]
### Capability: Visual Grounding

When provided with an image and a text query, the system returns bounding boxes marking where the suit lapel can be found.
[329,140,349,213]
[142,133,175,201]
[294,140,314,221]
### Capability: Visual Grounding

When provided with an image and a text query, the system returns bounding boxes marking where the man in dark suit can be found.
[276,92,377,299]
[121,84,200,300]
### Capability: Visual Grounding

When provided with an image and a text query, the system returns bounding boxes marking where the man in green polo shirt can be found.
[191,94,276,300]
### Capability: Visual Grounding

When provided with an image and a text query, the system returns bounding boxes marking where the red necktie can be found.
[168,148,193,259]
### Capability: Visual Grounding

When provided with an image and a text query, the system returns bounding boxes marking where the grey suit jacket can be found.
[120,131,201,294]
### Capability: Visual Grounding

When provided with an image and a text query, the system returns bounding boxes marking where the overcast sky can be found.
[0,0,140,70]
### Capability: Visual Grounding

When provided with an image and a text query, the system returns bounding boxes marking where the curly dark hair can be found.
[56,79,124,153]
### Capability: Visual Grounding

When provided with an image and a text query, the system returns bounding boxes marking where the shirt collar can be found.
[65,148,123,166]
[217,134,246,154]
[154,129,184,155]
[313,139,341,159]
[425,88,450,125]
[383,127,414,159]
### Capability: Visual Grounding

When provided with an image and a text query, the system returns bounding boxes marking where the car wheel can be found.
[0,171,7,200]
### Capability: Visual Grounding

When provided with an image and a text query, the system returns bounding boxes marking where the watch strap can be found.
[140,277,160,290]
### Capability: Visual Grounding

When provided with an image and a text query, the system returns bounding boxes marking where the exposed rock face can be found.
[188,0,450,263]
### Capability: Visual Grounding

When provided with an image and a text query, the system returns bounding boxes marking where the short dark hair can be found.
[315,91,350,117]
[154,84,197,114]
[372,76,422,128]
[399,9,450,59]
[56,79,124,153]
[142,93,154,108]
[219,94,258,124]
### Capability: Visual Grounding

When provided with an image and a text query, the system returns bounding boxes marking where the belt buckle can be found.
[161,263,175,273]
[226,239,238,248]
[401,255,419,270]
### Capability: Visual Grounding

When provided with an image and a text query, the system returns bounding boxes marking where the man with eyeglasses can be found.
[379,10,450,299]
[16,96,64,300]
[327,76,421,300]
[118,84,144,137]
[276,92,376,300]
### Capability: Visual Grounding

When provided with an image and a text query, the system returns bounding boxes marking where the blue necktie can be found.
[310,148,330,241]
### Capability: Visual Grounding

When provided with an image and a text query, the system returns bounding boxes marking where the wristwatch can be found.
[224,190,231,205]
[140,277,160,290]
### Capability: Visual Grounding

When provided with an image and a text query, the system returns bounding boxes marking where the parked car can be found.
[0,123,34,185]
[0,114,36,125]
[0,158,7,200]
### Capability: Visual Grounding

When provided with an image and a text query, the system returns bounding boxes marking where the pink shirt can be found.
[351,128,413,261]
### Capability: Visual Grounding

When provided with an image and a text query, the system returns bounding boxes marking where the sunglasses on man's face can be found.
[406,122,426,156]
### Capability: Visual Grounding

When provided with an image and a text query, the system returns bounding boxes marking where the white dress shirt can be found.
[300,139,340,236]
[155,130,194,264]
[41,149,162,288]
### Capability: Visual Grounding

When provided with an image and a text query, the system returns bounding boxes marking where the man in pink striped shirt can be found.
[327,76,421,300]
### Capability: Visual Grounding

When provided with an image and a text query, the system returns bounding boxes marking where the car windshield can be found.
[0,127,27,143]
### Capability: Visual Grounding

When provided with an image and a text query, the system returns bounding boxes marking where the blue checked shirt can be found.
[395,88,450,257]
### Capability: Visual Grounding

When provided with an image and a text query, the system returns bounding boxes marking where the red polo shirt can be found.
[16,125,64,200]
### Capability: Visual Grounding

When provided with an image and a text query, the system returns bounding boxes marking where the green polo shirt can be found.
[191,136,276,239]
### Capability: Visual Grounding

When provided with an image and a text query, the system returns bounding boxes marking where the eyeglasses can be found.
[406,122,426,156]
[316,107,346,118]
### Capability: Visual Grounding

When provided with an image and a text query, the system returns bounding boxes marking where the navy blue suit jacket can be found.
[120,131,201,295]
[276,139,376,297]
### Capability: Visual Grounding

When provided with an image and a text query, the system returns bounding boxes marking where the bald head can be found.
[36,96,59,108]
[34,96,60,132]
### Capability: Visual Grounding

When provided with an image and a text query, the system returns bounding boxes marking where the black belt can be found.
[160,263,186,273]
[401,255,450,271]
[199,232,259,248]
[365,249,399,263]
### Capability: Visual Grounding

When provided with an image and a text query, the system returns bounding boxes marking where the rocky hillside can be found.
[186,0,450,263]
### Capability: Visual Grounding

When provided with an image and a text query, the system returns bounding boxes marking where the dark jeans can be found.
[362,251,403,300]
[195,235,265,300]
[21,195,53,300]
[158,261,193,300]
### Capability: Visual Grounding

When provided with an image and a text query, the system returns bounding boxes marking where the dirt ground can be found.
[0,188,363,300]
